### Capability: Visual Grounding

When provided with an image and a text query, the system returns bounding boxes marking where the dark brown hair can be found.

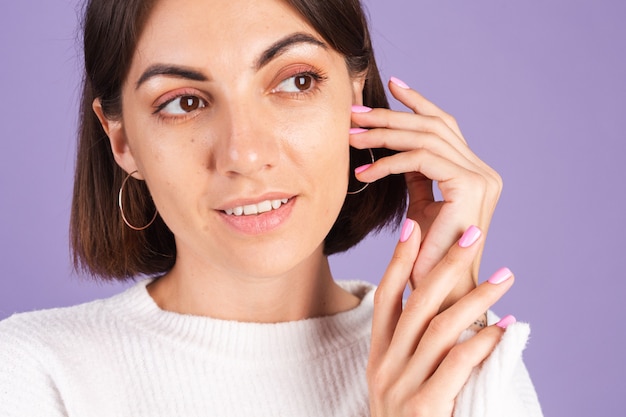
[71,0,407,280]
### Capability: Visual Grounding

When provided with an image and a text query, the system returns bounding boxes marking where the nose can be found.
[213,100,279,178]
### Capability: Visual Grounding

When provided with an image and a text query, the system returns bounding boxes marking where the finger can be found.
[387,77,466,143]
[419,323,509,403]
[370,219,422,364]
[411,201,485,292]
[355,147,491,294]
[411,204,481,283]
[406,268,514,383]
[385,226,484,368]
[351,108,472,160]
[352,105,498,185]
[354,148,485,205]
[349,127,479,173]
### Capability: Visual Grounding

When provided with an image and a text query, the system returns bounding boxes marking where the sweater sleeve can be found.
[453,312,543,417]
[0,315,68,417]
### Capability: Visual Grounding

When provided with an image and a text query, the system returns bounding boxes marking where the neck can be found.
[146,247,360,323]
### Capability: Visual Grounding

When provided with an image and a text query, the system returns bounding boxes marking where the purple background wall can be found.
[1,1,624,415]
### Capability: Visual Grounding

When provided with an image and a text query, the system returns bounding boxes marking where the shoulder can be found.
[0,280,148,355]
[0,302,106,378]
[0,294,129,416]
[0,281,150,398]
[1,297,107,342]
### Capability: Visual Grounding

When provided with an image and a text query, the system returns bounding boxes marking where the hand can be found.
[367,220,515,416]
[351,77,503,310]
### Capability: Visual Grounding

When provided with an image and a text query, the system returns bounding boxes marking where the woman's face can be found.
[102,0,364,278]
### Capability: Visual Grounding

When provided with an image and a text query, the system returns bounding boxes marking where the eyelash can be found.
[271,66,328,98]
[152,66,328,122]
[152,89,208,122]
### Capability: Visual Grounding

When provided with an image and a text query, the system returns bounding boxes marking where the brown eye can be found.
[180,95,201,112]
[294,75,312,91]
[160,94,207,115]
[272,72,320,94]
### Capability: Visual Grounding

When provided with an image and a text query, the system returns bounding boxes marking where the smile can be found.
[223,198,289,216]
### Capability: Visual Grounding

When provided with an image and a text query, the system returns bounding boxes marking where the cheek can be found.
[122,98,204,174]
[276,95,352,165]
[313,103,352,181]
[121,121,204,217]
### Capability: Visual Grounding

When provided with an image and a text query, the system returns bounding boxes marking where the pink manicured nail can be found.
[354,164,371,175]
[458,225,482,248]
[488,267,513,285]
[496,314,517,329]
[349,127,368,134]
[399,219,415,243]
[390,76,410,89]
[352,105,372,113]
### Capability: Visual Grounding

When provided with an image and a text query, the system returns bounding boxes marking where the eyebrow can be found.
[135,65,207,90]
[254,32,327,70]
[135,32,327,90]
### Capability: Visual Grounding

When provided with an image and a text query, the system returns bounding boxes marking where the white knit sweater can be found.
[0,280,542,417]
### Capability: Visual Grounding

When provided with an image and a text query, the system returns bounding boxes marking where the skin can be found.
[367,220,514,416]
[96,0,364,321]
[94,0,511,415]
[351,83,503,311]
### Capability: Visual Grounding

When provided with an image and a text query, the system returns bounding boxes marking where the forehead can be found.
[132,0,321,71]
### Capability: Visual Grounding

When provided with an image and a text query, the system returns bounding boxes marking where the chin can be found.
[220,239,325,280]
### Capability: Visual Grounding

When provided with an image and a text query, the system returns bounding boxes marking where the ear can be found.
[92,98,141,178]
[351,72,366,106]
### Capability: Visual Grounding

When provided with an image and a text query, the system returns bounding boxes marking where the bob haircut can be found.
[71,0,408,280]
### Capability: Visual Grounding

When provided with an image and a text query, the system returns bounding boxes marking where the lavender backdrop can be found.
[1,1,624,415]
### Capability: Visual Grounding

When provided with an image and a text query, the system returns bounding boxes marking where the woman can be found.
[0,0,542,416]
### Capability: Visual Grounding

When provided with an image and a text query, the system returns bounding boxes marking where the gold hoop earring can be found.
[118,170,158,231]
[347,148,375,195]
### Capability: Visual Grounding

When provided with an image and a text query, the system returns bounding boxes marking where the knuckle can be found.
[427,115,447,132]
[484,168,503,192]
[425,314,451,339]
[441,250,460,268]
[389,250,412,267]
[407,397,431,417]
[405,286,430,311]
[442,113,458,129]
[445,343,475,367]
[492,171,504,192]
[469,172,488,193]
[410,147,429,159]
[366,367,392,398]
[428,112,458,133]
[372,287,388,307]
[388,384,407,409]
[439,246,467,272]
[381,160,395,176]
[378,131,393,150]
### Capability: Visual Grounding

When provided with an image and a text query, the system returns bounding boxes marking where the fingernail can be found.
[352,105,372,113]
[399,219,415,243]
[354,164,371,175]
[488,267,513,285]
[458,225,482,248]
[349,127,368,134]
[390,76,410,89]
[496,314,516,329]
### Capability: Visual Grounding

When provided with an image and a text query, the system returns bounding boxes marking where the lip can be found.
[217,194,296,235]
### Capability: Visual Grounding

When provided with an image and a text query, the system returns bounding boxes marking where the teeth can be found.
[224,199,289,216]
